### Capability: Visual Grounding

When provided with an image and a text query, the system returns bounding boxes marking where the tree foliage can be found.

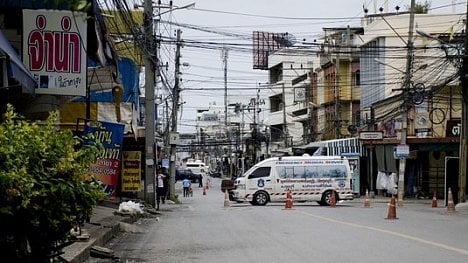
[408,1,431,14]
[0,104,105,261]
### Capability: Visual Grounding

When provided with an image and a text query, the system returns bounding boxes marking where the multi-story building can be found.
[358,12,464,199]
[264,48,318,154]
[315,27,362,141]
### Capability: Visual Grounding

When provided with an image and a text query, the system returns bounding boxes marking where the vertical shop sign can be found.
[121,151,142,192]
[84,120,125,199]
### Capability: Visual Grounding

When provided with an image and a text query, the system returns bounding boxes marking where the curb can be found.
[61,212,139,263]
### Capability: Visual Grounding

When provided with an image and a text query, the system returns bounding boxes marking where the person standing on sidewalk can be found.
[182,177,191,197]
[156,168,166,210]
[198,174,203,188]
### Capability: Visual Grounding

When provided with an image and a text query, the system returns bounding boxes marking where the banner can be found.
[23,9,87,96]
[121,151,142,192]
[84,120,125,199]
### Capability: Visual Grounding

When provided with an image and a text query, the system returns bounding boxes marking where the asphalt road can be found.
[87,178,468,263]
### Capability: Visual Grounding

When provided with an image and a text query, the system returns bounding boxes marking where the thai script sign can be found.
[84,120,125,199]
[23,9,87,96]
[121,151,142,193]
[446,119,461,137]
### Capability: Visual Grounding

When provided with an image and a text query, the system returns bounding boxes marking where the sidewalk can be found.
[61,201,144,263]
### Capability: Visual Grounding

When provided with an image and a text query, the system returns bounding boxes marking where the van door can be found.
[246,166,272,195]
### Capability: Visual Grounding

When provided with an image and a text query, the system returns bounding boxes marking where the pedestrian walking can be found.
[156,168,167,210]
[198,174,203,188]
[182,177,191,197]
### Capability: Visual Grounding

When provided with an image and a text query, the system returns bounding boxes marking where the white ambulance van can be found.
[185,160,208,178]
[231,155,353,206]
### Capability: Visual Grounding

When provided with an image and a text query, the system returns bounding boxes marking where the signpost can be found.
[359,131,383,195]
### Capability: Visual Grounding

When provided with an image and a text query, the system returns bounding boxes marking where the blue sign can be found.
[161,158,169,168]
[257,179,265,188]
[84,119,125,199]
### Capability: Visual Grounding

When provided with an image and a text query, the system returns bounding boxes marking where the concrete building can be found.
[264,48,318,154]
[357,12,465,199]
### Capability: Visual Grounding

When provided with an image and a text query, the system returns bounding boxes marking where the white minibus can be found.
[185,160,208,178]
[231,155,353,206]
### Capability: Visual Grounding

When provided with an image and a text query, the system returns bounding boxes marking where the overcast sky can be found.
[135,0,465,133]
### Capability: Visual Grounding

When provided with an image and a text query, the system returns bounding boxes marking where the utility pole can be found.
[144,0,156,206]
[335,50,341,139]
[458,1,468,203]
[398,0,416,208]
[222,48,232,172]
[223,48,228,126]
[282,83,288,147]
[168,29,182,201]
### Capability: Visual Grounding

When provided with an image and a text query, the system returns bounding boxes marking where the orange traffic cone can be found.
[447,188,456,213]
[431,191,437,208]
[386,195,398,220]
[364,189,371,208]
[284,190,293,209]
[224,189,230,208]
[203,185,206,196]
[330,190,336,208]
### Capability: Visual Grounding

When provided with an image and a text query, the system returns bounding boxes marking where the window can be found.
[248,167,271,179]
[353,70,360,86]
[276,165,348,179]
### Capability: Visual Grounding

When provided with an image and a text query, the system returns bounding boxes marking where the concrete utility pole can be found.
[398,0,416,208]
[223,48,228,126]
[458,1,468,203]
[168,29,182,200]
[143,0,156,206]
[335,50,341,139]
[282,83,288,147]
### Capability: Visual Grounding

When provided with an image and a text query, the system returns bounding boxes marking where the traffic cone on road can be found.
[386,195,398,220]
[330,190,336,208]
[431,191,437,208]
[364,189,371,208]
[284,190,293,209]
[203,185,206,196]
[447,188,456,213]
[223,189,230,208]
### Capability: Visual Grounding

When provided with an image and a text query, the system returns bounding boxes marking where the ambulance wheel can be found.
[253,191,269,206]
[321,190,337,206]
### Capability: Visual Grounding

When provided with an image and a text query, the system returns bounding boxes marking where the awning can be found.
[0,29,36,94]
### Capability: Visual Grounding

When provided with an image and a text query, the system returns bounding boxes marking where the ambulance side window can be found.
[248,167,271,179]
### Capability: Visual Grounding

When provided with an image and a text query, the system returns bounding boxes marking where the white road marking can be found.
[297,210,468,256]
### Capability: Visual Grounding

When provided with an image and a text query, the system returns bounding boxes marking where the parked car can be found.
[176,168,198,183]
[209,170,222,178]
